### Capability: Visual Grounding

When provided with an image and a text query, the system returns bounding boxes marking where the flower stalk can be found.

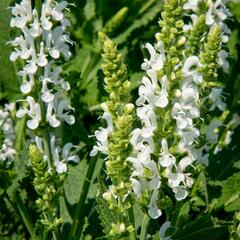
[91,32,135,239]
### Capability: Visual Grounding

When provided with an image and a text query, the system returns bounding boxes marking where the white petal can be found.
[178,156,192,172]
[49,48,60,59]
[95,129,108,142]
[64,114,75,125]
[41,91,54,103]
[131,178,142,196]
[62,143,73,159]
[90,146,98,156]
[49,116,61,128]
[10,51,19,62]
[173,187,188,201]
[56,161,67,173]
[154,93,168,108]
[16,108,26,118]
[27,118,39,130]
[20,81,32,94]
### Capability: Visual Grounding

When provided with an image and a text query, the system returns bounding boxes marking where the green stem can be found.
[140,214,150,240]
[15,116,26,152]
[35,0,41,13]
[68,155,98,239]
[128,206,135,229]
[41,128,53,168]
[15,192,35,238]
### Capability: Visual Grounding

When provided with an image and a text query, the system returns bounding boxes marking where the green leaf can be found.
[7,149,29,201]
[64,160,89,205]
[64,158,102,205]
[172,215,229,240]
[113,3,162,45]
[215,173,240,212]
[174,202,190,227]
[0,0,19,99]
[95,177,119,237]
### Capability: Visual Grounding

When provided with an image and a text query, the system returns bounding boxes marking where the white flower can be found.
[36,135,79,173]
[209,88,226,111]
[178,127,200,148]
[146,160,161,190]
[17,96,41,129]
[159,221,172,240]
[173,186,188,201]
[148,190,162,219]
[206,0,231,43]
[50,137,79,174]
[37,42,48,67]
[10,0,32,29]
[51,1,68,21]
[183,0,199,12]
[205,119,222,144]
[46,101,61,128]
[30,9,42,38]
[20,75,35,94]
[137,106,157,138]
[159,139,176,168]
[90,112,113,156]
[9,35,32,62]
[136,76,157,106]
[0,104,16,163]
[219,50,229,73]
[189,145,210,166]
[206,0,231,25]
[154,75,169,108]
[55,97,75,125]
[141,41,165,71]
[182,56,202,84]
[10,0,74,131]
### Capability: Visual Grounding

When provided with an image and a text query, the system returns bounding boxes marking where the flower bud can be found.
[124,103,134,114]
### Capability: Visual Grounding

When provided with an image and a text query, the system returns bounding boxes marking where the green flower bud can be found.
[124,104,134,114]
[200,25,222,81]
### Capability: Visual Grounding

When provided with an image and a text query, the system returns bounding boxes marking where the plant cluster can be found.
[0,0,240,240]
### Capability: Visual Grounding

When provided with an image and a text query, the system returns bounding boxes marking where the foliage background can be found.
[0,0,240,239]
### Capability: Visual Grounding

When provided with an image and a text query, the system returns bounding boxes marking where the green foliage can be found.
[95,178,119,238]
[215,173,240,212]
[171,215,229,240]
[0,0,19,100]
[1,0,240,239]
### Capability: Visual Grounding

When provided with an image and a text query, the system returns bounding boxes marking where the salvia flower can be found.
[128,0,231,220]
[10,0,75,129]
[35,135,79,173]
[91,32,135,238]
[0,104,16,163]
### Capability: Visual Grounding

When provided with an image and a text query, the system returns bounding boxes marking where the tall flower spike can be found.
[10,0,78,173]
[10,0,75,129]
[29,145,63,237]
[185,14,207,56]
[91,32,135,239]
[200,25,222,81]
[130,0,189,220]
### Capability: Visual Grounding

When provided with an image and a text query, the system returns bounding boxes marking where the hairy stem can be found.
[140,214,150,240]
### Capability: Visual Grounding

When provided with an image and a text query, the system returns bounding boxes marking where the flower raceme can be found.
[129,0,230,220]
[9,0,78,173]
[10,0,74,130]
[91,0,231,223]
